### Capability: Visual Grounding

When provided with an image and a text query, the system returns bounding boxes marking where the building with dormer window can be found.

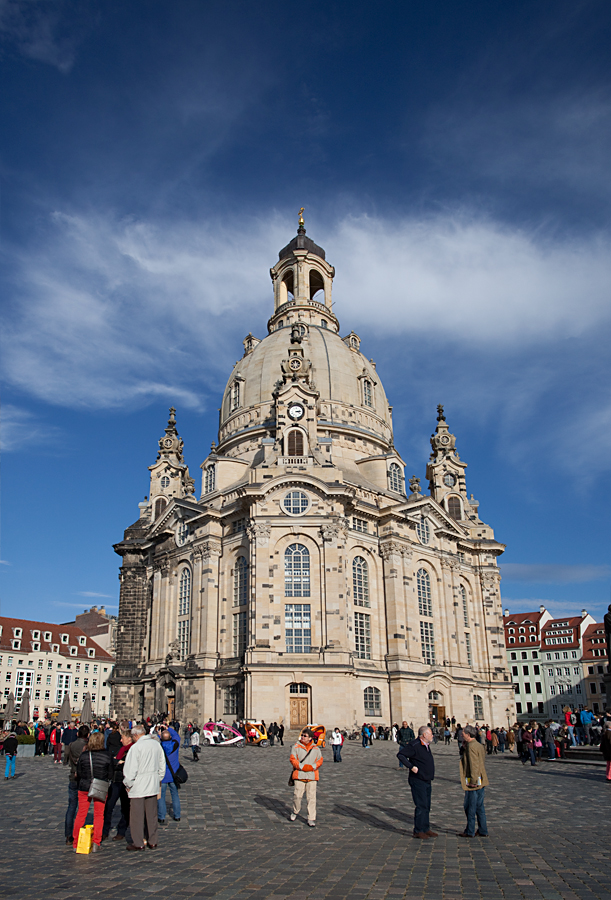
[111,215,514,728]
[0,616,114,719]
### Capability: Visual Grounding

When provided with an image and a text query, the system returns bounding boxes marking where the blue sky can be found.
[0,0,609,624]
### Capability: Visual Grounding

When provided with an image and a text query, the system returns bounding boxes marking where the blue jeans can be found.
[567,726,576,746]
[157,781,181,820]
[65,779,79,838]
[409,778,431,834]
[362,735,368,748]
[332,744,342,762]
[4,755,16,778]
[464,787,487,836]
[547,741,556,760]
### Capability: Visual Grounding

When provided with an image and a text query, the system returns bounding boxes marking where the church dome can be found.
[217,217,393,455]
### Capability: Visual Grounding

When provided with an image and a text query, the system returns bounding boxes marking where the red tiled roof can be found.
[0,616,113,661]
[503,611,543,627]
[581,622,608,660]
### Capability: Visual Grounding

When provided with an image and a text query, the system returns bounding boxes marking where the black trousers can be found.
[409,778,432,834]
[103,782,130,837]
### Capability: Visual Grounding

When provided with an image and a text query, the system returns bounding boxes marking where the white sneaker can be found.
[290,813,297,821]
[308,820,316,827]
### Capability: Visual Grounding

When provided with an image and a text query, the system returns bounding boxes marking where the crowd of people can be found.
[1,703,610,848]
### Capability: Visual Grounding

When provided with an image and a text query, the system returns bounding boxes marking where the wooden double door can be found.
[290,697,308,729]
[429,704,446,725]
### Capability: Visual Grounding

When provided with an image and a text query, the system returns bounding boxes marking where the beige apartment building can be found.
[111,217,514,728]
[0,616,114,718]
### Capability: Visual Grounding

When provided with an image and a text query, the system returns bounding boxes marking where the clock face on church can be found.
[288,403,305,421]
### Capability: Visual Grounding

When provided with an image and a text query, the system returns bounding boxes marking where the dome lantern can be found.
[269,209,338,334]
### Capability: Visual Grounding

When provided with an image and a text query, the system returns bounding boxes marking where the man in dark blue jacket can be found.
[397,725,437,839]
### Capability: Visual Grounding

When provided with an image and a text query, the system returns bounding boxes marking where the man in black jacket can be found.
[397,721,415,769]
[397,725,437,839]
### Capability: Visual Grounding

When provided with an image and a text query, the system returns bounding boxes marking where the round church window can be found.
[160,476,170,489]
[282,491,309,516]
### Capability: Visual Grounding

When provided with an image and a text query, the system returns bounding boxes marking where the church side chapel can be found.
[110,212,514,728]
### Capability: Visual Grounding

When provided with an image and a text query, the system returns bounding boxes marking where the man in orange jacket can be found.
[289,727,323,827]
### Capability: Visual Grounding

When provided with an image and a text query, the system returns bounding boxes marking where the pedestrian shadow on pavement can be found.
[253,795,293,821]
[368,803,412,827]
[332,803,409,834]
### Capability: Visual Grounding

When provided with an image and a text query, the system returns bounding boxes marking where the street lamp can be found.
[505,707,511,728]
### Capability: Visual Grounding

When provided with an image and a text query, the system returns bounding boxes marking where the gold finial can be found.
[298,207,305,227]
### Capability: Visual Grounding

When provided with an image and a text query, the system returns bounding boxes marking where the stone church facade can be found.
[111,218,514,728]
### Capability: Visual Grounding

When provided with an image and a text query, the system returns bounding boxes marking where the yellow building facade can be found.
[111,220,514,729]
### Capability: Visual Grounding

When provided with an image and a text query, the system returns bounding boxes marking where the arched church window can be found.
[447,496,461,520]
[277,320,284,329]
[353,557,370,607]
[459,584,468,626]
[417,568,432,617]
[177,568,191,661]
[231,382,240,412]
[362,380,373,407]
[473,694,484,720]
[204,465,215,494]
[321,319,327,329]
[289,682,309,694]
[178,569,191,617]
[154,498,167,519]
[388,463,403,493]
[364,686,381,717]
[284,543,310,597]
[233,556,248,607]
[416,518,430,545]
[287,429,304,457]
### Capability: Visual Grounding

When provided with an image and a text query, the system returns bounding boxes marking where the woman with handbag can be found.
[72,731,111,852]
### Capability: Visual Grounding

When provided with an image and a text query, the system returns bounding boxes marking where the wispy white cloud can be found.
[53,600,117,610]
[2,208,610,480]
[74,591,114,599]
[0,560,11,566]
[0,0,88,73]
[0,404,62,452]
[501,563,611,584]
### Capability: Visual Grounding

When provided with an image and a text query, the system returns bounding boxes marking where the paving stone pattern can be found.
[1,739,610,900]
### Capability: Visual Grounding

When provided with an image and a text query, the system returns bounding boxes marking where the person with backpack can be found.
[50,723,63,763]
[35,721,48,756]
[361,723,370,749]
[157,726,181,824]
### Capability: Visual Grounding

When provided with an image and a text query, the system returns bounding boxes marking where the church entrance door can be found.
[290,697,308,729]
[167,697,175,721]
[428,704,445,726]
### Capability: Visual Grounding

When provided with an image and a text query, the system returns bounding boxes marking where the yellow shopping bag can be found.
[76,824,94,854]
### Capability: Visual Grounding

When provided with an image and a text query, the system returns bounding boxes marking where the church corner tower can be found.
[111,212,514,728]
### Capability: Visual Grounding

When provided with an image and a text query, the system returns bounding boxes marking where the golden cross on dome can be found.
[298,207,305,227]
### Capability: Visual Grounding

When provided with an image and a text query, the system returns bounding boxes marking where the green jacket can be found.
[460,738,489,791]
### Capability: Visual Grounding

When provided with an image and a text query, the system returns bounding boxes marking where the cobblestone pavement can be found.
[1,739,610,900]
